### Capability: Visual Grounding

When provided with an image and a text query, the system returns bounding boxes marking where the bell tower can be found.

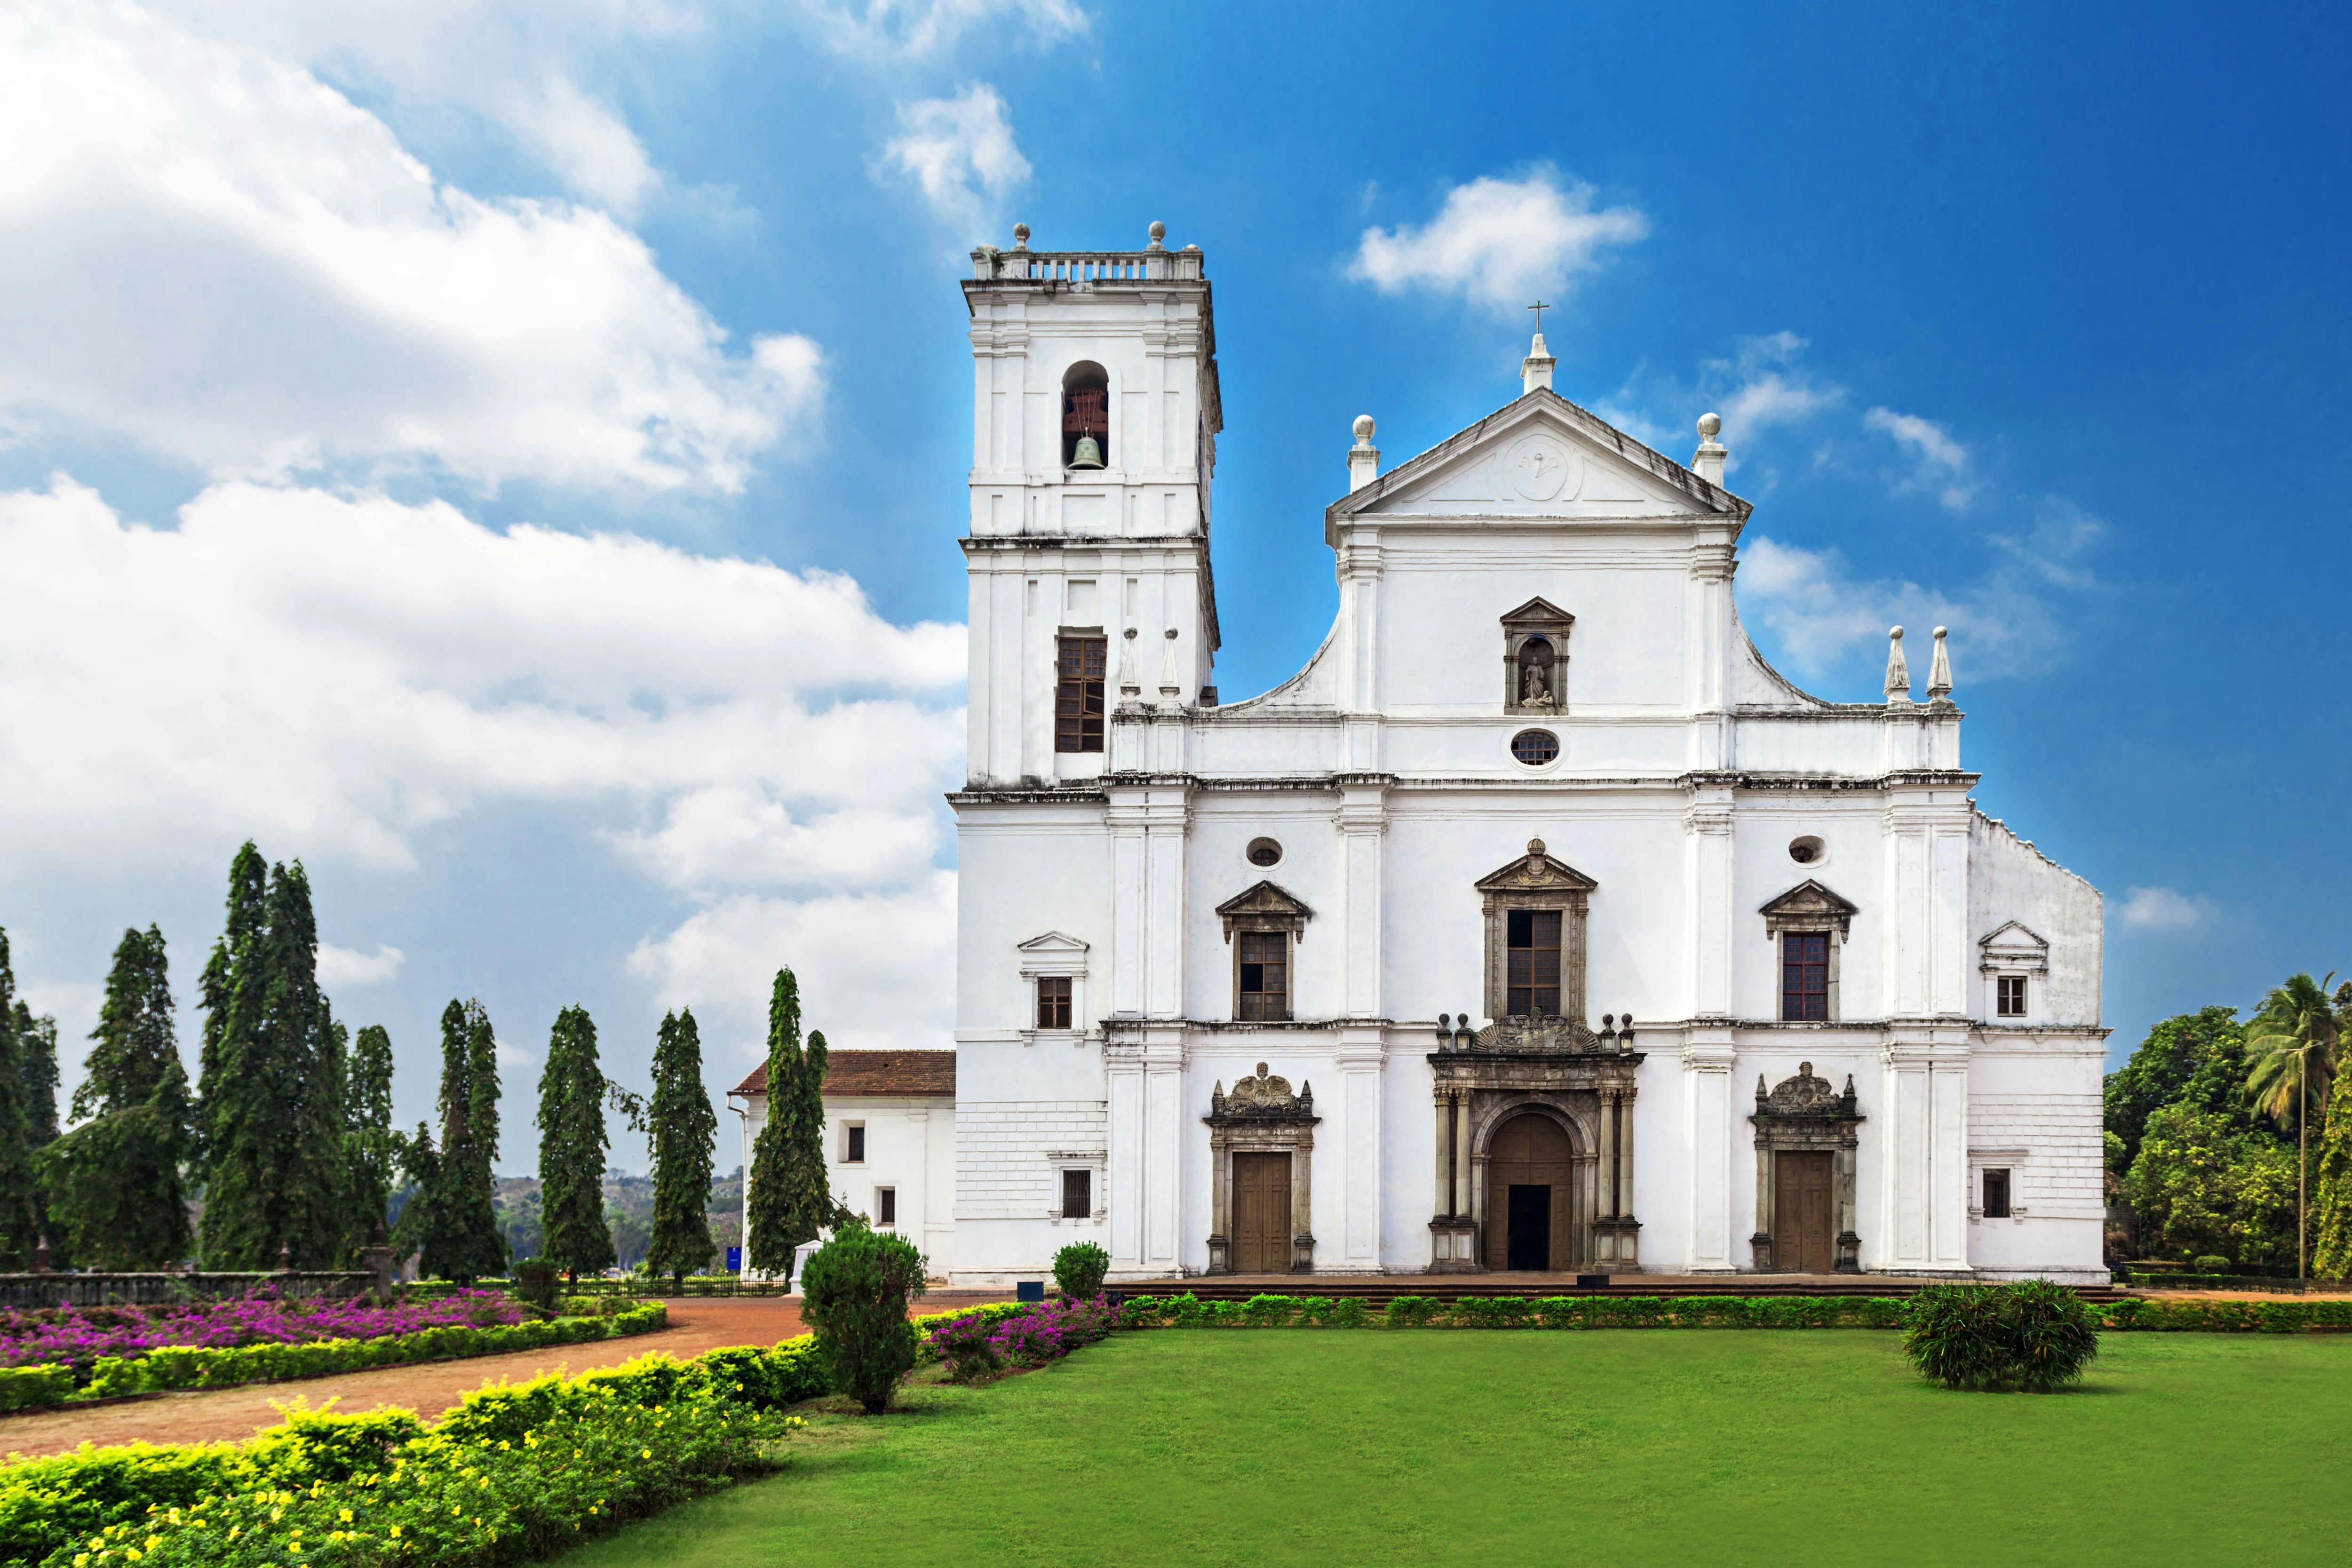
[961,222,1223,787]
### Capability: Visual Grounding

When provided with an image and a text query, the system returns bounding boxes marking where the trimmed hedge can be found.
[1120,1292,2352,1334]
[1124,1293,1910,1330]
[0,1353,789,1568]
[4,1304,668,1412]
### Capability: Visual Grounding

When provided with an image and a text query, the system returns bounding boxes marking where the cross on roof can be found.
[1528,300,1549,333]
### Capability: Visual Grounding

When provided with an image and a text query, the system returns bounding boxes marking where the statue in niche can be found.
[1518,637,1558,708]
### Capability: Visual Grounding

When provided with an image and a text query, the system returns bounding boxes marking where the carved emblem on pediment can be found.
[1755,1062,1860,1120]
[1480,1014,1600,1053]
[1208,1062,1317,1122]
[1505,434,1575,501]
[1474,839,1599,895]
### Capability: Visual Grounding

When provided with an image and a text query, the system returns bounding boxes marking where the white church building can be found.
[739,225,2110,1284]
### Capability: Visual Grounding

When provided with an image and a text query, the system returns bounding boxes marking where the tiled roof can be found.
[730,1050,955,1100]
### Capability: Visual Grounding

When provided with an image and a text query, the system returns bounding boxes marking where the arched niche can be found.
[1062,360,1110,469]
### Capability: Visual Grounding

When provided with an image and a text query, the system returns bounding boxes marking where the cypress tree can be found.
[424,1001,506,1283]
[645,1008,718,1287]
[198,849,343,1267]
[393,1121,442,1264]
[465,1002,501,1260]
[0,931,41,1266]
[537,1005,615,1282]
[46,926,195,1268]
[746,969,844,1286]
[341,1025,402,1262]
[194,843,269,1188]
[16,999,62,1264]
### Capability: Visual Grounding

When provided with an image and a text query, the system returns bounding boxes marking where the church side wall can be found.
[1970,811,2104,1025]
[1965,1040,2109,1278]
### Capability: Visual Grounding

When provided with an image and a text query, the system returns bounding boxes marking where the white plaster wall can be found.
[1966,1041,2108,1278]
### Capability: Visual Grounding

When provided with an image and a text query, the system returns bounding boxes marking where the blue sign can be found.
[726,1246,742,1273]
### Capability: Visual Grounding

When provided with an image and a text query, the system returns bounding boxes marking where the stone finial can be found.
[1012,223,1030,250]
[1521,331,1556,395]
[1348,414,1380,492]
[1526,838,1546,857]
[1926,625,1954,704]
[1158,626,1182,697]
[1147,220,1166,252]
[1692,412,1727,486]
[1884,626,1912,705]
[278,1239,294,1271]
[1119,626,1140,694]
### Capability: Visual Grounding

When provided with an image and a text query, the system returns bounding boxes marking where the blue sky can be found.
[1,0,2343,1170]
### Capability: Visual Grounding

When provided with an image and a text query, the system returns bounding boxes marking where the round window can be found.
[1246,837,1283,868]
[1510,729,1560,766]
[1789,835,1826,866]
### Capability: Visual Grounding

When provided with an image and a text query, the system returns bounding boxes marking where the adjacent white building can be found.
[742,224,2109,1285]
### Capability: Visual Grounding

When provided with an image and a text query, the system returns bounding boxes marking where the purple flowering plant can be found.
[0,1288,522,1371]
[928,1295,1122,1381]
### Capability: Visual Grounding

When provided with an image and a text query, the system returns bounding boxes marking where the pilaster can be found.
[1337,780,1390,1019]
[1685,787,1736,1019]
[1875,1035,1973,1274]
[1682,1031,1737,1272]
[1334,1029,1386,1272]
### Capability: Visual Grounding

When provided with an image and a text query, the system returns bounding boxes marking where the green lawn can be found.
[561,1330,2352,1567]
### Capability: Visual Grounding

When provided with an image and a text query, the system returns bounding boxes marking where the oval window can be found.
[1510,729,1560,766]
[1789,835,1826,866]
[1246,837,1283,868]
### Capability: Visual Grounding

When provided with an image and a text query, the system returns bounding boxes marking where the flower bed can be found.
[0,1291,524,1371]
[0,1304,668,1412]
[926,1297,1120,1380]
[1120,1292,2352,1333]
[0,1298,1104,1567]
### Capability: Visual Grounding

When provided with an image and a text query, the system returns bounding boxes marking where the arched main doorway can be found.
[1485,1112,1576,1271]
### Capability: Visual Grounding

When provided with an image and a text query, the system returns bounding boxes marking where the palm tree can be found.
[2246,972,2341,1280]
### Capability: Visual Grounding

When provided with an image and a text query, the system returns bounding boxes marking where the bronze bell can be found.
[1069,430,1104,469]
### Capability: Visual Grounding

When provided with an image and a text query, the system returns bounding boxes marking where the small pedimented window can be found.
[1760,881,1859,1023]
[1216,882,1313,1023]
[1475,839,1598,1032]
[1978,920,2049,1024]
[1501,597,1574,714]
[1016,930,1089,1043]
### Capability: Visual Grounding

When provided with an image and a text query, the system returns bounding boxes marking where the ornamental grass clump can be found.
[1901,1281,2099,1392]
[798,1226,927,1414]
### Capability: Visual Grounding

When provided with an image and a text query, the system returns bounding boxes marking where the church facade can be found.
[941,226,2108,1283]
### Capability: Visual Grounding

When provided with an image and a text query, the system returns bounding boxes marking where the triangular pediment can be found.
[1978,920,2050,972]
[1015,930,1089,956]
[1500,596,1574,631]
[1327,389,1749,537]
[1759,879,1860,935]
[1215,880,1315,921]
[1473,838,1599,894]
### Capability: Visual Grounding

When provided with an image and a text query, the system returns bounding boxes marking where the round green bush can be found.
[1053,1241,1112,1299]
[2192,1254,2232,1272]
[799,1226,928,1414]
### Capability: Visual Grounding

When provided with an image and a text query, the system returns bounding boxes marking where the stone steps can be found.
[1114,1277,2132,1306]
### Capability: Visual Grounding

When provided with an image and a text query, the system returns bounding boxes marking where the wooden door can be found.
[1232,1152,1292,1273]
[1485,1114,1576,1271]
[1773,1151,1835,1273]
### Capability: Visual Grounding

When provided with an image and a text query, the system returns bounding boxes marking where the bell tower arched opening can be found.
[1062,361,1109,469]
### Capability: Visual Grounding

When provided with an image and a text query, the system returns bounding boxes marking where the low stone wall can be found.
[0,1272,376,1308]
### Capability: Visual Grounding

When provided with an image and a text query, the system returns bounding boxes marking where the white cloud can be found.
[628,873,958,1061]
[318,942,406,986]
[1349,167,1648,316]
[879,85,1032,238]
[0,2,821,494]
[0,476,965,879]
[141,0,702,215]
[1865,406,1975,510]
[2118,886,2211,932]
[791,0,1089,59]
[1737,535,2051,685]
[1596,332,1842,473]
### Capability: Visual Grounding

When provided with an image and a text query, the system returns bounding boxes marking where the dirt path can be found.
[0,1292,1012,1462]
